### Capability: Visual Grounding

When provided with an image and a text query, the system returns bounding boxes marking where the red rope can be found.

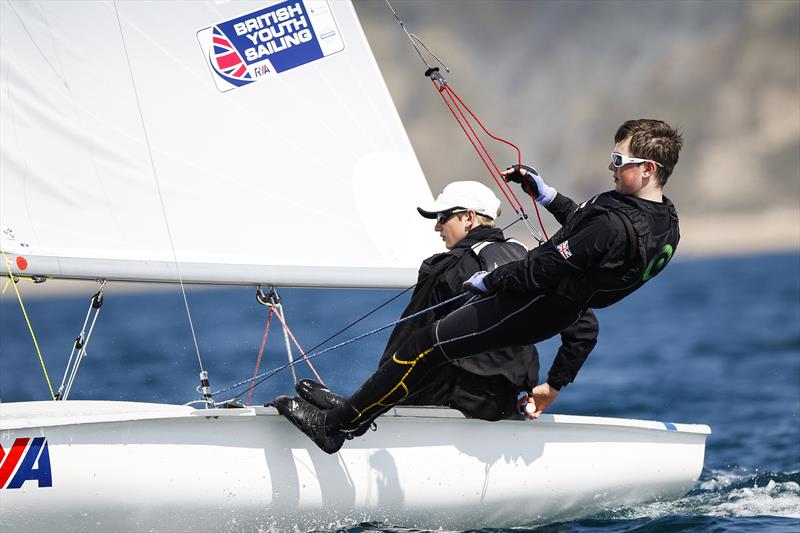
[445,85,522,163]
[446,84,549,239]
[440,87,519,206]
[430,79,550,241]
[272,310,325,385]
[247,308,273,406]
[434,83,518,211]
[247,305,327,405]
[444,85,524,207]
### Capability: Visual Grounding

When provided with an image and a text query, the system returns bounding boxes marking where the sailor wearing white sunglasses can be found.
[610,138,666,199]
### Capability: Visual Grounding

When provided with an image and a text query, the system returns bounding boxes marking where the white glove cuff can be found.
[538,185,557,206]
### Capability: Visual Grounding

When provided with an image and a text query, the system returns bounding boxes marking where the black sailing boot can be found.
[296,379,373,437]
[295,379,345,409]
[272,395,345,454]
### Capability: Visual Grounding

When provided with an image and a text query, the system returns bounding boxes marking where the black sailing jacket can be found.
[378,225,538,420]
[486,190,679,389]
[487,191,680,307]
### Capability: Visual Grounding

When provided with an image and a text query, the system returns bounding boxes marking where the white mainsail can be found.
[0,0,440,287]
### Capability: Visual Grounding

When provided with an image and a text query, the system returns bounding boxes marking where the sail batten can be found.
[1,0,440,289]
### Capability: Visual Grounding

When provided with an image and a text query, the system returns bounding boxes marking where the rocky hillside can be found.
[355,0,800,253]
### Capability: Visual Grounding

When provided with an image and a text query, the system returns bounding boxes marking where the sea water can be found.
[1,252,798,532]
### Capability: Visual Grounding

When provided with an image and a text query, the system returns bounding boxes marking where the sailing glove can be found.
[463,271,490,295]
[504,164,556,206]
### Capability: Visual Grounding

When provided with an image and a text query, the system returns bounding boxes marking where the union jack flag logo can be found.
[209,27,254,87]
[557,240,572,260]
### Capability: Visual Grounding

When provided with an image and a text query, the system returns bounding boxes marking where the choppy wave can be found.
[601,469,800,521]
[699,469,800,518]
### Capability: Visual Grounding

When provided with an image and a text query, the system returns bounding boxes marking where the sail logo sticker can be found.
[197,0,344,92]
[0,437,53,489]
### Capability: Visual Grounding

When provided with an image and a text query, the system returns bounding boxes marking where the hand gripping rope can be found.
[385,0,549,243]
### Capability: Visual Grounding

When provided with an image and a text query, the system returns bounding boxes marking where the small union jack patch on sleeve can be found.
[556,240,572,260]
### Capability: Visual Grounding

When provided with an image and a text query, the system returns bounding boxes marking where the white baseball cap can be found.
[417,181,501,220]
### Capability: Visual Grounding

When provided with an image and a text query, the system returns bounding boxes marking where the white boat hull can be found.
[0,401,709,531]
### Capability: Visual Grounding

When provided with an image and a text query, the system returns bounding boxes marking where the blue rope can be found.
[212,291,471,397]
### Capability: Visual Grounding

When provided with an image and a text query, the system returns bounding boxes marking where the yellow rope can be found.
[1,250,56,400]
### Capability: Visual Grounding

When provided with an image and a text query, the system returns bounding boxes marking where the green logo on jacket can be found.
[642,244,674,281]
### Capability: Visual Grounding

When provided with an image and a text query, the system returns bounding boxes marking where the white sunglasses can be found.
[611,152,663,169]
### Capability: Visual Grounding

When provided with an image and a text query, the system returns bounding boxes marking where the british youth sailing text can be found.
[233,3,313,61]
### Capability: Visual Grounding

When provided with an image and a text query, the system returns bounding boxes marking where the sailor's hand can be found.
[501,164,556,206]
[519,383,560,419]
[462,271,490,295]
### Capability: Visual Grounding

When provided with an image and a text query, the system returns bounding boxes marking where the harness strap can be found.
[505,238,528,250]
[471,237,529,257]
[470,241,492,255]
[610,209,641,265]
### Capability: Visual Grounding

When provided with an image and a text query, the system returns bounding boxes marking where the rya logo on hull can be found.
[0,437,52,489]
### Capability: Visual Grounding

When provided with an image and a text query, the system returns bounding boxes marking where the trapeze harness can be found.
[326,191,680,432]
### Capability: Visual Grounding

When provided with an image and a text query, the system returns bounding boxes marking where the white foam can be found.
[714,479,800,518]
[609,470,800,520]
[698,468,747,491]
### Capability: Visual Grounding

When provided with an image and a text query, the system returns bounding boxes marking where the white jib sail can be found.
[0,0,441,288]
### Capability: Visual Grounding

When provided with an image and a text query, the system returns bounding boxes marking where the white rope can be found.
[274,302,297,384]
[59,281,106,400]
[63,300,101,399]
[384,0,450,73]
[57,295,94,398]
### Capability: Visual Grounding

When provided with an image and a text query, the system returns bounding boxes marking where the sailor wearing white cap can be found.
[416,180,502,250]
